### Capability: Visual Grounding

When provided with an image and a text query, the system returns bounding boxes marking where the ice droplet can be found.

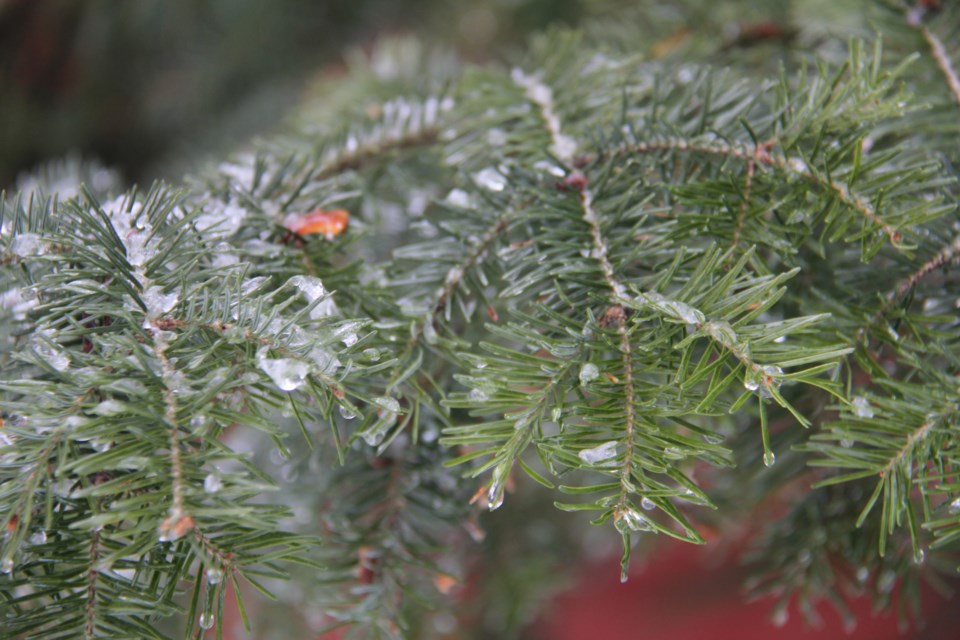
[948,497,960,514]
[93,400,125,416]
[341,332,358,347]
[444,188,473,208]
[308,348,340,375]
[339,405,356,420]
[616,508,653,532]
[852,396,875,419]
[763,450,776,467]
[289,275,326,301]
[1,557,13,574]
[190,415,207,429]
[362,348,380,361]
[468,388,489,402]
[29,530,47,546]
[257,356,309,392]
[856,566,870,583]
[487,466,507,511]
[142,285,179,315]
[578,441,618,464]
[473,167,507,192]
[199,612,215,630]
[373,396,401,413]
[11,232,46,257]
[705,321,737,346]
[579,363,600,385]
[640,497,656,511]
[205,566,223,585]
[422,321,438,345]
[204,474,222,494]
[34,340,69,371]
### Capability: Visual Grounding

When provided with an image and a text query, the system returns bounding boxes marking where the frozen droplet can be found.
[199,612,215,630]
[423,321,438,345]
[551,407,562,423]
[616,508,652,532]
[473,167,506,192]
[763,450,776,467]
[486,128,507,146]
[856,566,869,583]
[743,368,761,392]
[949,497,960,514]
[444,188,473,208]
[362,348,380,361]
[339,405,356,420]
[1,557,13,574]
[852,396,874,419]
[204,474,222,494]
[257,356,308,392]
[703,434,724,445]
[579,363,600,385]
[578,441,618,464]
[33,340,69,371]
[487,466,507,511]
[308,348,340,375]
[468,388,489,403]
[841,438,854,448]
[705,321,737,346]
[289,275,326,302]
[205,566,223,585]
[142,285,179,316]
[664,447,684,460]
[29,530,47,545]
[373,396,401,413]
[641,497,656,511]
[92,440,112,453]
[341,332,358,347]
[93,400,125,416]
[10,232,46,257]
[190,415,207,429]
[788,158,808,173]
[533,160,566,177]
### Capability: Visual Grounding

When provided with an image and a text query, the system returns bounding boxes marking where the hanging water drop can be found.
[339,405,356,420]
[423,321,438,345]
[29,530,47,546]
[763,450,776,467]
[363,348,380,362]
[198,612,215,630]
[949,497,960,514]
[373,396,401,413]
[640,497,656,511]
[1,557,13,574]
[204,474,222,494]
[743,368,762,392]
[190,415,207,429]
[578,441,618,464]
[257,356,309,392]
[579,363,600,385]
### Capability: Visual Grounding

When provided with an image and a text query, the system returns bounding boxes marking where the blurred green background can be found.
[0,0,594,188]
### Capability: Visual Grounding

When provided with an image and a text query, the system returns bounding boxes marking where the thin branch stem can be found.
[880,416,937,479]
[921,26,960,108]
[85,529,101,640]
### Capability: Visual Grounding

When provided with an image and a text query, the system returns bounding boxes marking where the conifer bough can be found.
[2,2,960,637]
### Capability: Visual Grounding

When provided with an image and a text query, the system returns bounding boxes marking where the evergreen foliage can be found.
[2,1,960,637]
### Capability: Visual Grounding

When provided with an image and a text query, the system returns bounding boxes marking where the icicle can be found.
[578,440,618,464]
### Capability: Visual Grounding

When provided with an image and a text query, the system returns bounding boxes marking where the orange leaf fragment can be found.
[284,208,350,240]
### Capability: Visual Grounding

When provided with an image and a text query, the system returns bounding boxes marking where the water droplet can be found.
[579,363,600,385]
[771,606,789,627]
[664,447,684,460]
[856,566,869,583]
[763,450,776,467]
[29,530,47,546]
[641,497,656,511]
[199,612,215,630]
[93,399,125,416]
[257,356,309,392]
[703,433,724,445]
[616,508,653,532]
[914,549,925,565]
[92,440,112,453]
[949,497,960,514]
[744,368,762,392]
[1,557,13,574]
[551,407,562,422]
[190,415,207,429]
[468,388,489,403]
[705,320,737,346]
[339,405,356,420]
[852,396,874,419]
[362,348,380,361]
[578,441,618,464]
[204,474,222,494]
[205,567,223,585]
